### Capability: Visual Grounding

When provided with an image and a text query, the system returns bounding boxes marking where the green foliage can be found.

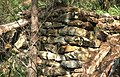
[0,0,31,24]
[108,5,120,16]
[96,5,120,16]
[0,0,119,25]
[0,54,27,77]
[96,10,107,15]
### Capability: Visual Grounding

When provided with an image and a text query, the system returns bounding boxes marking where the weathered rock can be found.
[67,20,94,30]
[61,60,82,68]
[55,54,66,61]
[82,37,101,47]
[59,26,87,36]
[38,75,47,77]
[47,52,56,60]
[96,30,108,42]
[65,36,101,47]
[77,52,90,62]
[42,22,65,28]
[40,36,67,44]
[64,52,78,60]
[77,47,90,61]
[44,44,58,53]
[40,60,61,67]
[47,37,57,44]
[40,36,101,47]
[40,28,58,36]
[41,26,90,36]
[88,47,99,52]
[38,51,66,61]
[82,37,93,47]
[91,38,101,48]
[62,47,90,61]
[54,36,66,44]
[12,32,27,52]
[39,28,47,35]
[38,51,56,60]
[61,45,79,52]
[73,68,84,73]
[40,36,47,43]
[57,75,71,77]
[67,20,83,26]
[71,73,82,77]
[86,31,95,40]
[38,51,47,59]
[41,67,66,76]
[83,22,94,31]
[47,29,58,36]
[64,36,84,46]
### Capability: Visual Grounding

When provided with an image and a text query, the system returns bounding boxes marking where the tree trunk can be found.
[27,0,38,77]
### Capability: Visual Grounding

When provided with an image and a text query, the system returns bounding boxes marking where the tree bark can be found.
[27,0,38,77]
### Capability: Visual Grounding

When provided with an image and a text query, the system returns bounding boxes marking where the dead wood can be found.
[87,42,111,74]
[0,19,29,35]
[96,21,120,32]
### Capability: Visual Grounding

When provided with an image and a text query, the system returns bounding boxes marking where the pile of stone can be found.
[34,7,120,77]
[1,6,119,77]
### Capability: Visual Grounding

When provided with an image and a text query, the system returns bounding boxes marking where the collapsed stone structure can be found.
[35,7,120,77]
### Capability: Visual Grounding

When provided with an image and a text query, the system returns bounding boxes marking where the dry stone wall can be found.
[35,7,120,77]
[38,23,93,76]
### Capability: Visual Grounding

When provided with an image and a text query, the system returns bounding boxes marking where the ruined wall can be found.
[37,23,100,76]
[36,7,120,77]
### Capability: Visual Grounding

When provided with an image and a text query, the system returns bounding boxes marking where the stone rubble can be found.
[37,19,103,76]
[18,6,120,77]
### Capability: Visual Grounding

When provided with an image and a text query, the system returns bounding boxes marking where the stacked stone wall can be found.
[35,7,120,77]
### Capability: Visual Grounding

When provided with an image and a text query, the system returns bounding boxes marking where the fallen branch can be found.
[87,42,111,74]
[0,19,29,35]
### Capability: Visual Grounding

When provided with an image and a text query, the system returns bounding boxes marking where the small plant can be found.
[108,5,120,16]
